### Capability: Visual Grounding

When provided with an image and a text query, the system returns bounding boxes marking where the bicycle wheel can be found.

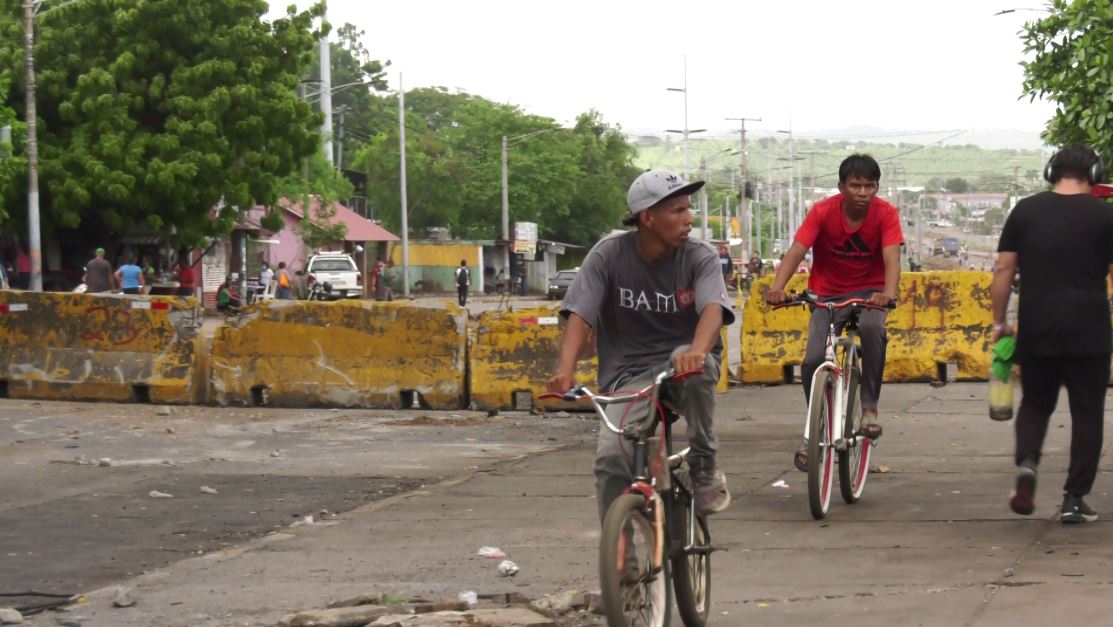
[600,493,671,627]
[669,487,711,627]
[839,363,872,503]
[807,369,835,520]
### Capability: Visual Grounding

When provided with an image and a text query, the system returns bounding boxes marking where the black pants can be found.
[457,285,468,306]
[1016,353,1109,497]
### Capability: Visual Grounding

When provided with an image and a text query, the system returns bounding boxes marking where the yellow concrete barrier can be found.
[470,306,732,411]
[741,271,992,383]
[210,300,466,409]
[469,306,595,412]
[0,291,204,403]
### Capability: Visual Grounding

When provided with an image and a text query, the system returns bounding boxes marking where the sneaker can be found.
[793,441,808,472]
[692,461,731,515]
[1009,464,1037,516]
[1060,494,1098,524]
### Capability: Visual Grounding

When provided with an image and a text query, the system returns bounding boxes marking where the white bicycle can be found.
[774,292,893,519]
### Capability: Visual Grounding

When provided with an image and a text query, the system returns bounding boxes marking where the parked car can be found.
[547,269,578,300]
[302,252,363,299]
[931,237,961,257]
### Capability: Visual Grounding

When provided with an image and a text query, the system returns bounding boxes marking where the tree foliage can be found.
[357,88,638,246]
[1021,1,1113,163]
[0,73,22,223]
[0,0,327,244]
[304,22,392,169]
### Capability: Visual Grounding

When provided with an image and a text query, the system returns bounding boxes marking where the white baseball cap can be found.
[627,170,705,215]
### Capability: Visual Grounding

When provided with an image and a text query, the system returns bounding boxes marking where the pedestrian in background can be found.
[174,254,196,298]
[115,255,145,295]
[16,246,30,290]
[259,261,274,289]
[83,247,115,293]
[454,259,471,306]
[992,144,1112,524]
[275,261,292,299]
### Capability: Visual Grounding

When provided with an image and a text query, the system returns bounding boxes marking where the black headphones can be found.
[1044,147,1105,184]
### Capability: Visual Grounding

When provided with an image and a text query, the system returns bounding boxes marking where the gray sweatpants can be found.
[593,345,720,521]
[801,290,889,413]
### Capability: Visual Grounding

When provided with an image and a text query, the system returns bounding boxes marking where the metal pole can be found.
[398,74,409,296]
[501,135,510,274]
[319,7,333,165]
[683,55,689,182]
[238,229,247,305]
[23,0,42,291]
[336,106,344,171]
[917,193,924,265]
[699,156,707,239]
[726,116,761,255]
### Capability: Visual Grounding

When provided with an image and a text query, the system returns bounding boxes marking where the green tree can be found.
[0,73,22,223]
[943,177,971,193]
[357,90,636,246]
[0,0,326,244]
[1021,1,1113,164]
[304,22,392,169]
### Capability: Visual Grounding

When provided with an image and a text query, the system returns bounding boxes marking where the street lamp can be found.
[501,127,564,281]
[665,55,706,183]
[776,129,798,241]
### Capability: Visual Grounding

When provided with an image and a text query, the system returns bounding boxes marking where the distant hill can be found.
[632,133,1049,193]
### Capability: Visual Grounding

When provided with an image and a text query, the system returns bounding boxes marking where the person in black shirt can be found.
[992,144,1112,524]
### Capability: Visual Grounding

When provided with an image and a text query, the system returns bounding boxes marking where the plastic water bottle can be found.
[989,335,1016,422]
[988,369,1014,422]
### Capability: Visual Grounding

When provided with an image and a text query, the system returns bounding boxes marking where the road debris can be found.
[148,490,173,499]
[477,546,507,559]
[497,560,520,577]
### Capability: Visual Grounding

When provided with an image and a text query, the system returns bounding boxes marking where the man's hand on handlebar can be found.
[868,292,898,308]
[674,348,707,375]
[765,287,787,305]
[546,371,576,395]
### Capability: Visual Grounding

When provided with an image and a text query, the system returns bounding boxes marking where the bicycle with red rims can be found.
[773,291,895,519]
[541,367,713,627]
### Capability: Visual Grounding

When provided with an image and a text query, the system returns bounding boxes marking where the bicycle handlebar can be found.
[771,291,896,311]
[538,367,703,434]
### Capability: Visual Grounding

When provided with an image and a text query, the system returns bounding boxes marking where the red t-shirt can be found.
[178,265,195,288]
[794,194,904,296]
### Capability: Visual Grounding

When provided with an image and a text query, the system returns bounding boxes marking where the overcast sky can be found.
[267,0,1056,140]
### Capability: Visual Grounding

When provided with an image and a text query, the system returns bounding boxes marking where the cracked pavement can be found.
[2,382,1110,625]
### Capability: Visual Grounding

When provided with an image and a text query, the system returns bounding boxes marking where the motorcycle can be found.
[306,281,333,301]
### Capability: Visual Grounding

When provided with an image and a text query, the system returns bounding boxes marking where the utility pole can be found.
[917,193,924,265]
[335,106,345,171]
[501,135,510,275]
[698,156,708,239]
[666,55,705,182]
[319,7,333,166]
[398,74,409,296]
[727,116,761,254]
[23,0,42,291]
[727,170,733,241]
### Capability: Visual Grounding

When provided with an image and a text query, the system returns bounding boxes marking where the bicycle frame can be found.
[802,302,861,450]
[542,369,700,571]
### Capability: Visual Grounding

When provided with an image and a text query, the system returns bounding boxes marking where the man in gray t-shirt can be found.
[84,247,115,294]
[548,169,735,519]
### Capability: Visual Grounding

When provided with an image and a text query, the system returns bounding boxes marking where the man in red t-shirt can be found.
[766,154,903,470]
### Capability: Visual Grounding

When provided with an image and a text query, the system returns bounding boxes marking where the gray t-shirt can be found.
[561,232,735,390]
[85,257,114,293]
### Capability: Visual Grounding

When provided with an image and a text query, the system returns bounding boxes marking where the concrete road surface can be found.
[3,382,1111,626]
